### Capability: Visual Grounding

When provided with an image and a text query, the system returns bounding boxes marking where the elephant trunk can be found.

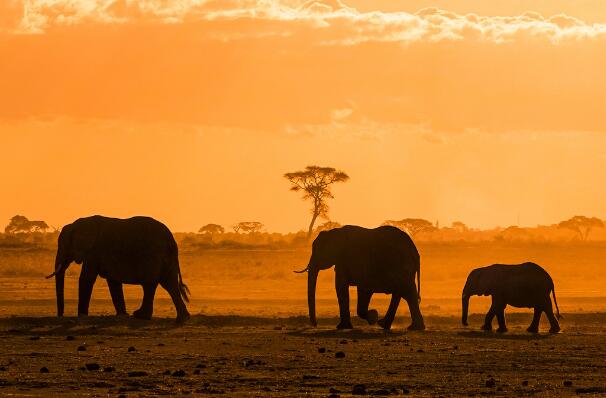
[462,294,470,326]
[56,269,65,317]
[307,268,319,327]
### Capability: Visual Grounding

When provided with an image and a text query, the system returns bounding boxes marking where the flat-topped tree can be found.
[284,166,349,239]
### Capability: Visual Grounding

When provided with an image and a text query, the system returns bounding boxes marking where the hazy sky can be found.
[1,0,606,232]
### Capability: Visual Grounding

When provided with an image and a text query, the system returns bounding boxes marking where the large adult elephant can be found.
[46,216,190,323]
[296,225,425,331]
[462,262,561,333]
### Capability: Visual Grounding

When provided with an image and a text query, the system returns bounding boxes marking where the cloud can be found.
[7,0,606,45]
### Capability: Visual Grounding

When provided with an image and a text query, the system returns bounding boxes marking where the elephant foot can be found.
[132,309,152,320]
[496,327,508,333]
[407,322,426,331]
[526,326,539,334]
[336,321,353,330]
[116,311,129,317]
[377,318,391,330]
[365,309,378,325]
[481,324,492,332]
[176,312,191,325]
[549,325,561,334]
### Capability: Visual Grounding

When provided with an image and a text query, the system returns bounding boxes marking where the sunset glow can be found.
[2,0,606,232]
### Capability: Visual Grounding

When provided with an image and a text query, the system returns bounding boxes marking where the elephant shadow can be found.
[457,330,555,340]
[286,328,408,340]
[0,316,183,336]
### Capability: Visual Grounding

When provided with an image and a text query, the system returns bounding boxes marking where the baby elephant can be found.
[462,262,561,333]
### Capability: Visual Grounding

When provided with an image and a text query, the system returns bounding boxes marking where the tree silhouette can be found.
[557,216,604,241]
[284,165,349,239]
[198,224,225,235]
[383,218,434,237]
[235,221,264,234]
[4,215,49,234]
[451,221,468,233]
[315,220,342,233]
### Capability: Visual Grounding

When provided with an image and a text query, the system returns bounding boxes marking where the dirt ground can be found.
[1,313,605,397]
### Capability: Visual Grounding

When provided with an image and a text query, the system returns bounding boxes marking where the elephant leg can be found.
[403,287,425,331]
[482,305,496,331]
[133,283,157,320]
[378,294,401,330]
[356,288,377,325]
[107,279,128,316]
[335,273,353,329]
[544,297,561,333]
[78,267,98,316]
[495,305,508,333]
[527,308,542,333]
[160,278,190,324]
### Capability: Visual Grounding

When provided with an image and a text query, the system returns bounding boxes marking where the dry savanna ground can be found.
[0,243,605,396]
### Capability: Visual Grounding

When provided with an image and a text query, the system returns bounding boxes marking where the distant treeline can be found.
[2,215,606,251]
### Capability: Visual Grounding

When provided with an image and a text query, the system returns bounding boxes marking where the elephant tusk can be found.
[293,266,309,274]
[46,263,67,279]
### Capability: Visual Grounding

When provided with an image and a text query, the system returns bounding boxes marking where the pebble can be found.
[39,367,49,373]
[128,346,136,352]
[103,366,115,373]
[29,336,40,341]
[352,384,366,395]
[66,336,75,341]
[85,363,100,371]
[564,381,573,387]
[172,370,186,377]
[77,345,86,351]
[486,378,496,388]
[318,347,326,353]
[128,371,148,377]
[335,351,346,358]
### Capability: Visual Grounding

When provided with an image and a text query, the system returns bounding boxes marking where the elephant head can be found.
[46,219,98,317]
[294,230,343,327]
[461,268,493,326]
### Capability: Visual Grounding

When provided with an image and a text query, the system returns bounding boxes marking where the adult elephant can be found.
[46,216,190,323]
[462,262,561,333]
[296,225,425,331]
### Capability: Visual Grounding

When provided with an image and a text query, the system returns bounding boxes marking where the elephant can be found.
[462,262,561,333]
[296,225,425,331]
[46,215,190,323]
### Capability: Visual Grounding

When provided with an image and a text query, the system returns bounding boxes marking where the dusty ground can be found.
[1,313,605,397]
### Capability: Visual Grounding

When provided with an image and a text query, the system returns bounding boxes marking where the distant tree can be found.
[4,215,49,234]
[451,221,469,233]
[284,165,349,239]
[232,224,241,233]
[383,218,434,237]
[558,216,604,241]
[198,224,225,235]
[499,225,529,241]
[315,221,342,233]
[236,221,264,234]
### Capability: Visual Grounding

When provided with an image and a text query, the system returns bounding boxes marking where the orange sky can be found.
[1,1,606,232]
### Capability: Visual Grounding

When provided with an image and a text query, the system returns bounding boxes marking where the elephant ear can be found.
[71,219,99,264]
[475,270,494,295]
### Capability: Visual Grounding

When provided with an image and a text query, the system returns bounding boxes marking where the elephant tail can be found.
[171,238,190,303]
[552,286,562,319]
[178,269,190,303]
[417,267,421,303]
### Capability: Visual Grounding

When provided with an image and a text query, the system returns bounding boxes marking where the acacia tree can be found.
[5,215,49,234]
[284,166,349,239]
[383,218,434,237]
[558,216,604,241]
[235,221,264,234]
[198,224,224,235]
